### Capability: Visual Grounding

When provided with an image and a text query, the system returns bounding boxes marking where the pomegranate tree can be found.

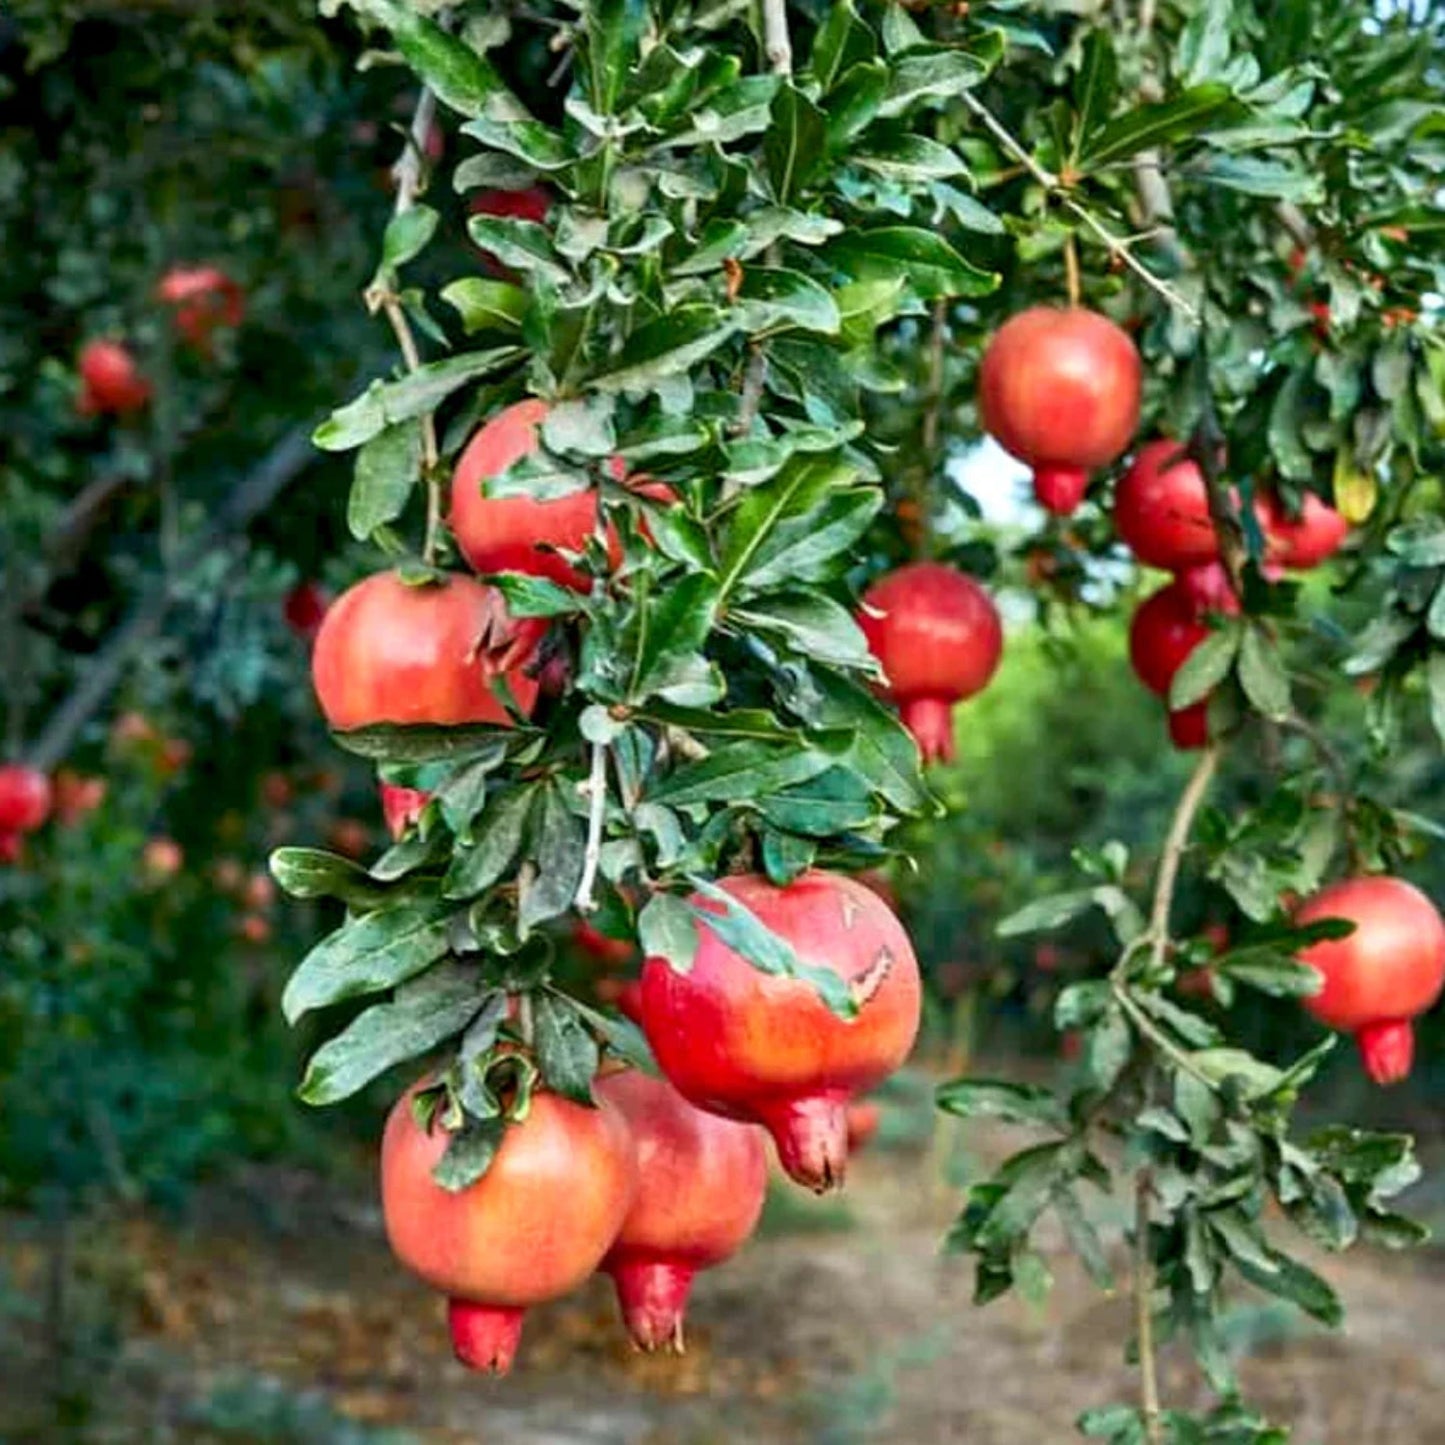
[381,1082,636,1373]
[639,873,921,1192]
[594,1069,767,1351]
[1294,877,1445,1084]
[978,307,1141,515]
[857,562,1003,763]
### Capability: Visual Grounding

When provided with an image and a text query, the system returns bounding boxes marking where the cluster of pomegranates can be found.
[75,264,245,417]
[379,870,919,1374]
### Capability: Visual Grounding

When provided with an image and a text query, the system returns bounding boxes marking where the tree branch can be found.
[1135,1171,1164,1445]
[760,0,792,75]
[574,741,609,913]
[1144,743,1220,971]
[25,426,316,771]
[960,92,1198,320]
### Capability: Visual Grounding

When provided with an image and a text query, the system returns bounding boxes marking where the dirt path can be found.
[4,1121,1445,1444]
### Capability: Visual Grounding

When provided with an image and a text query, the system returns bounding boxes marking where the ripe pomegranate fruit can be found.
[639,871,921,1192]
[0,765,52,834]
[0,832,22,865]
[1294,877,1445,1085]
[574,919,636,970]
[1167,700,1210,751]
[469,185,552,226]
[142,837,184,881]
[156,265,245,350]
[1128,581,1211,698]
[845,1100,881,1153]
[978,307,1141,516]
[616,979,644,1025]
[1257,491,1349,570]
[1114,439,1220,570]
[283,580,330,640]
[76,340,151,416]
[380,783,431,841]
[594,1069,767,1351]
[51,770,105,826]
[381,1082,637,1374]
[857,562,1003,764]
[311,571,542,731]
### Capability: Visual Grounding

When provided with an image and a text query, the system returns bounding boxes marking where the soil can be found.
[3,1115,1445,1445]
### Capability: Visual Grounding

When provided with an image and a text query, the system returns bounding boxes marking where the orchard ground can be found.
[5,1071,1445,1445]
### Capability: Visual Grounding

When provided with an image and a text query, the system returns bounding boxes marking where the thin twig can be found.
[1063,232,1082,308]
[375,85,443,563]
[760,0,792,74]
[921,299,947,456]
[1135,1171,1164,1445]
[959,91,1198,320]
[1144,743,1220,972]
[574,742,609,913]
[736,345,768,435]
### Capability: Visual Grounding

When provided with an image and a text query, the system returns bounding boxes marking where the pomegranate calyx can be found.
[1354,1018,1415,1087]
[447,1298,527,1375]
[899,695,956,765]
[1032,464,1089,516]
[757,1093,849,1194]
[609,1256,695,1354]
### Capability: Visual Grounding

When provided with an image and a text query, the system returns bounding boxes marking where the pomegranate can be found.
[639,871,922,1192]
[1114,439,1219,570]
[594,1069,767,1351]
[1174,561,1241,616]
[328,817,371,860]
[845,1100,881,1153]
[1294,877,1445,1085]
[1128,581,1211,698]
[76,340,151,416]
[51,770,105,826]
[381,1083,637,1374]
[574,919,636,970]
[142,837,184,881]
[1167,700,1210,751]
[283,580,330,640]
[616,979,644,1025]
[0,765,52,834]
[156,265,245,350]
[0,833,22,865]
[311,571,543,731]
[1257,491,1349,570]
[380,783,431,841]
[857,562,1004,764]
[978,307,1141,516]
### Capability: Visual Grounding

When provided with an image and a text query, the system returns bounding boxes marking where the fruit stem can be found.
[958,90,1198,321]
[1063,232,1081,308]
[1134,1170,1165,1445]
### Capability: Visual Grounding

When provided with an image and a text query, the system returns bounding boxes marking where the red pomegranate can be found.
[156,265,245,350]
[1294,877,1445,1085]
[0,766,52,834]
[616,979,644,1025]
[283,580,330,640]
[1114,439,1220,570]
[857,562,1004,764]
[594,1069,767,1351]
[380,783,431,840]
[978,307,1141,516]
[574,919,636,970]
[51,770,105,826]
[0,832,22,865]
[639,871,922,1192]
[1128,581,1212,698]
[1167,700,1210,751]
[1257,491,1349,570]
[76,340,151,416]
[382,1083,637,1374]
[1174,561,1241,616]
[845,1100,881,1153]
[311,571,543,731]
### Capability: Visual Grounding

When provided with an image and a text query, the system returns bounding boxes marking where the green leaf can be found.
[1429,653,1445,747]
[1079,84,1234,169]
[440,278,528,334]
[822,227,998,302]
[282,903,453,1023]
[379,204,439,275]
[314,348,525,451]
[823,61,889,148]
[532,991,601,1104]
[936,1078,1066,1129]
[853,134,966,183]
[637,892,698,973]
[348,421,422,541]
[443,785,536,900]
[1071,30,1117,163]
[997,887,1128,938]
[1215,948,1322,998]
[331,725,516,765]
[1195,154,1323,203]
[1083,1005,1132,1094]
[1237,625,1291,721]
[630,574,721,700]
[878,44,990,118]
[1232,1247,1342,1326]
[432,1118,506,1192]
[650,741,832,805]
[1387,517,1445,566]
[298,965,485,1106]
[734,591,876,670]
[466,216,569,284]
[765,83,828,204]
[809,0,876,91]
[269,847,395,910]
[1169,623,1241,710]
[742,488,881,589]
[590,305,739,393]
[461,115,572,171]
[355,0,523,120]
[1055,1188,1114,1290]
[491,572,584,618]
[687,877,857,1019]
[810,671,930,815]
[757,766,874,836]
[519,783,585,929]
[735,267,841,336]
[1189,1047,1284,1099]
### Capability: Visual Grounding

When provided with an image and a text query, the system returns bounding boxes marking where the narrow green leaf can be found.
[637,892,699,973]
[532,992,601,1104]
[269,847,396,909]
[348,421,422,541]
[443,785,536,900]
[1169,623,1241,710]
